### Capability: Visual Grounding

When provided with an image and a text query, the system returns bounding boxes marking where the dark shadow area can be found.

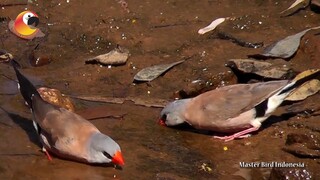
[50,154,122,169]
[0,106,41,148]
[163,122,214,135]
[310,4,320,14]
[247,53,295,61]
[164,110,310,137]
[84,60,126,67]
[281,100,301,106]
[209,31,264,49]
[225,61,298,84]
[0,107,15,127]
[260,111,303,130]
[89,163,123,169]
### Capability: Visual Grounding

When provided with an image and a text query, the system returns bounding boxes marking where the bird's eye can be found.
[103,151,112,159]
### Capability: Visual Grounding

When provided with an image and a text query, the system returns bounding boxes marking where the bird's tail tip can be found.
[10,59,40,107]
[10,58,21,70]
[279,69,320,95]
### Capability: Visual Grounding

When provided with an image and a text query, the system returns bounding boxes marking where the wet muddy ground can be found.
[1,0,320,179]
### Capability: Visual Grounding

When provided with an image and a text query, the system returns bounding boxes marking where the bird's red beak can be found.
[112,151,124,166]
[158,119,166,126]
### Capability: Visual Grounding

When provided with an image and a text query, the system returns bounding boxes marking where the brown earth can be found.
[1,0,320,179]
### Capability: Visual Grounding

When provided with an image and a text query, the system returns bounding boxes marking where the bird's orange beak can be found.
[112,151,124,166]
[158,119,166,126]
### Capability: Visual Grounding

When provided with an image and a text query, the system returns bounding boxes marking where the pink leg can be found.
[45,150,52,161]
[213,127,259,142]
[42,147,52,161]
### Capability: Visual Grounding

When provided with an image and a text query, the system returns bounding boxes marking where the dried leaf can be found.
[286,69,320,101]
[198,18,226,35]
[257,26,320,59]
[291,69,320,81]
[134,60,185,82]
[286,80,320,101]
[226,59,291,79]
[37,87,75,112]
[0,50,13,63]
[85,47,129,65]
[281,0,310,16]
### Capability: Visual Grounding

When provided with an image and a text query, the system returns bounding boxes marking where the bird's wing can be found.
[32,95,98,158]
[184,80,288,129]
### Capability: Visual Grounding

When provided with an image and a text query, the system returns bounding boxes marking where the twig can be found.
[213,31,264,49]
[1,74,17,82]
[0,3,28,7]
[152,23,187,29]
[0,121,13,127]
[70,95,168,108]
[87,114,126,121]
[0,93,16,95]
[0,153,39,156]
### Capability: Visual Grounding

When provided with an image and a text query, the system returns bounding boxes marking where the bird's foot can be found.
[41,147,52,161]
[213,134,251,141]
[213,127,259,142]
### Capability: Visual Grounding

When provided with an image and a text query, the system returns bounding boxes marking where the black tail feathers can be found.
[11,59,40,107]
[254,69,320,118]
[279,70,320,95]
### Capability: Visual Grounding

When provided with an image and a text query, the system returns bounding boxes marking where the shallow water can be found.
[1,0,320,179]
